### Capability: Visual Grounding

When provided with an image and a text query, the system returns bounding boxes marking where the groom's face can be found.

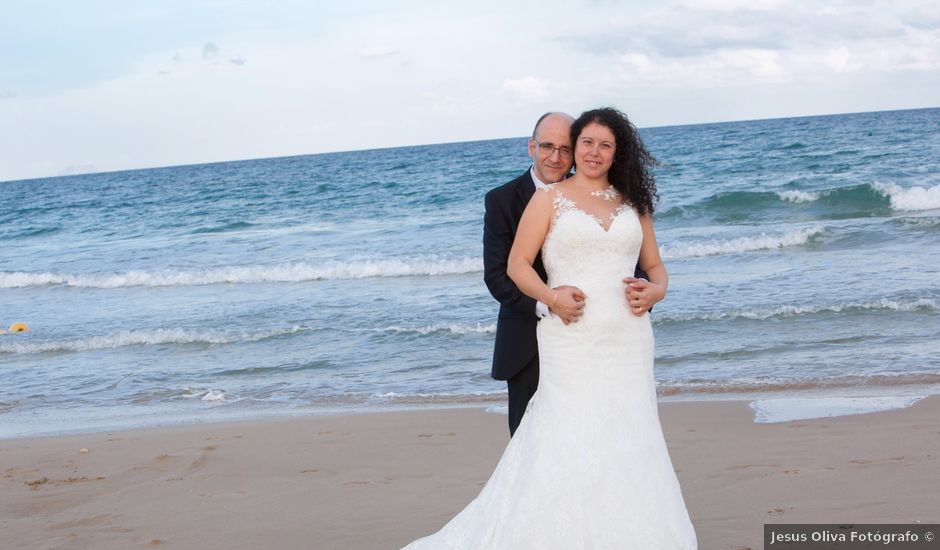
[529,115,574,184]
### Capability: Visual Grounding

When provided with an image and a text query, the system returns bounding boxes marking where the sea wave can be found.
[0,326,304,355]
[660,227,822,258]
[0,257,482,289]
[655,298,939,324]
[657,372,940,397]
[776,190,820,203]
[666,182,940,217]
[370,391,507,405]
[873,182,940,211]
[375,323,496,335]
[191,221,258,234]
[895,216,940,229]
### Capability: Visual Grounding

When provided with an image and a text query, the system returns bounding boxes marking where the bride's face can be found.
[575,122,616,180]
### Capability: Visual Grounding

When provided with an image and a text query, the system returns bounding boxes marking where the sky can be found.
[1,0,938,182]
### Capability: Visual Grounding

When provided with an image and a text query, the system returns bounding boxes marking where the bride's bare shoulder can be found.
[531,185,558,204]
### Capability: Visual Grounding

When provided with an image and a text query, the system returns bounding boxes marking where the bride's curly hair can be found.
[570,107,659,215]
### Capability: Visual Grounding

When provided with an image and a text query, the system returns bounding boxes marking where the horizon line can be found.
[3,104,937,185]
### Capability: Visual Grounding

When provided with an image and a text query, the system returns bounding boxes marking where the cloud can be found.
[358,46,398,58]
[675,0,787,12]
[822,47,862,73]
[502,77,554,102]
[902,4,940,30]
[57,164,96,176]
[558,1,916,60]
[2,0,938,182]
[551,0,940,92]
[0,90,16,99]
[202,41,219,60]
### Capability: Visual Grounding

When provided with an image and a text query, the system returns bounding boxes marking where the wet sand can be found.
[2,396,938,549]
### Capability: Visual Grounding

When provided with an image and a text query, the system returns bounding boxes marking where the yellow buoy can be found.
[9,322,29,333]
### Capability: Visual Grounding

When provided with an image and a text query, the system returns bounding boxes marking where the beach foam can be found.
[660,226,822,258]
[655,297,939,323]
[0,257,482,288]
[0,326,304,355]
[874,182,940,211]
[776,190,820,203]
[750,395,926,423]
[375,323,496,335]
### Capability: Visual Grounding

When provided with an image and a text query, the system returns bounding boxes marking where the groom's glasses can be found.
[535,141,573,158]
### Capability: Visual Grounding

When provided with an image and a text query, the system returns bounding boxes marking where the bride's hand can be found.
[623,277,664,316]
[551,285,586,325]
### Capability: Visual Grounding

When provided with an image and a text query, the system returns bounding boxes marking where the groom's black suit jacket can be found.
[483,170,546,381]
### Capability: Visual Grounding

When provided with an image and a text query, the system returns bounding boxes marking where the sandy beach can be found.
[2,396,938,549]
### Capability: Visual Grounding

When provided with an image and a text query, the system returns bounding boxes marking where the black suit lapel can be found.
[515,170,536,208]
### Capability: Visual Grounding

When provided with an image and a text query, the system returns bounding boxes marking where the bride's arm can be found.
[508,191,584,324]
[508,191,554,305]
[624,213,668,315]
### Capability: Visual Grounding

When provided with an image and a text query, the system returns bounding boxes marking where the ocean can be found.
[2,107,939,438]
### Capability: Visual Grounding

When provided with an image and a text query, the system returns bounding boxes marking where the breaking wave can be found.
[0,257,482,289]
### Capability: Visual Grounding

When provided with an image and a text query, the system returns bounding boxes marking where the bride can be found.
[403,107,697,549]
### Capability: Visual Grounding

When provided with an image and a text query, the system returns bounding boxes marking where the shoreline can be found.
[4,385,938,441]
[3,396,938,549]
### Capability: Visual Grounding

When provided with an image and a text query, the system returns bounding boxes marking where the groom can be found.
[483,112,582,437]
[483,112,653,436]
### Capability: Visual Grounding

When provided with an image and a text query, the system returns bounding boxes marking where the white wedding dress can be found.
[404,186,697,549]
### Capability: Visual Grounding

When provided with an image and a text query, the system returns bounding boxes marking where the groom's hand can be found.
[623,277,664,316]
[551,285,586,325]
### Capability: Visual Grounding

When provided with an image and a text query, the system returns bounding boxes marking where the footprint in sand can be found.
[849,456,907,465]
[25,477,50,489]
[24,476,105,489]
[51,513,116,529]
[729,464,780,470]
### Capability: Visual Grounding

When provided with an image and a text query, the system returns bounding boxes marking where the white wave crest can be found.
[0,257,482,289]
[898,216,940,228]
[178,388,235,402]
[776,190,820,203]
[376,322,496,335]
[0,326,303,355]
[656,298,939,323]
[661,227,822,259]
[874,182,940,211]
[201,389,227,402]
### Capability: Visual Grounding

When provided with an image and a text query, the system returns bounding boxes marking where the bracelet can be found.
[551,288,558,309]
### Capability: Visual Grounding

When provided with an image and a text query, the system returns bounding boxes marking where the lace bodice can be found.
[542,185,644,313]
